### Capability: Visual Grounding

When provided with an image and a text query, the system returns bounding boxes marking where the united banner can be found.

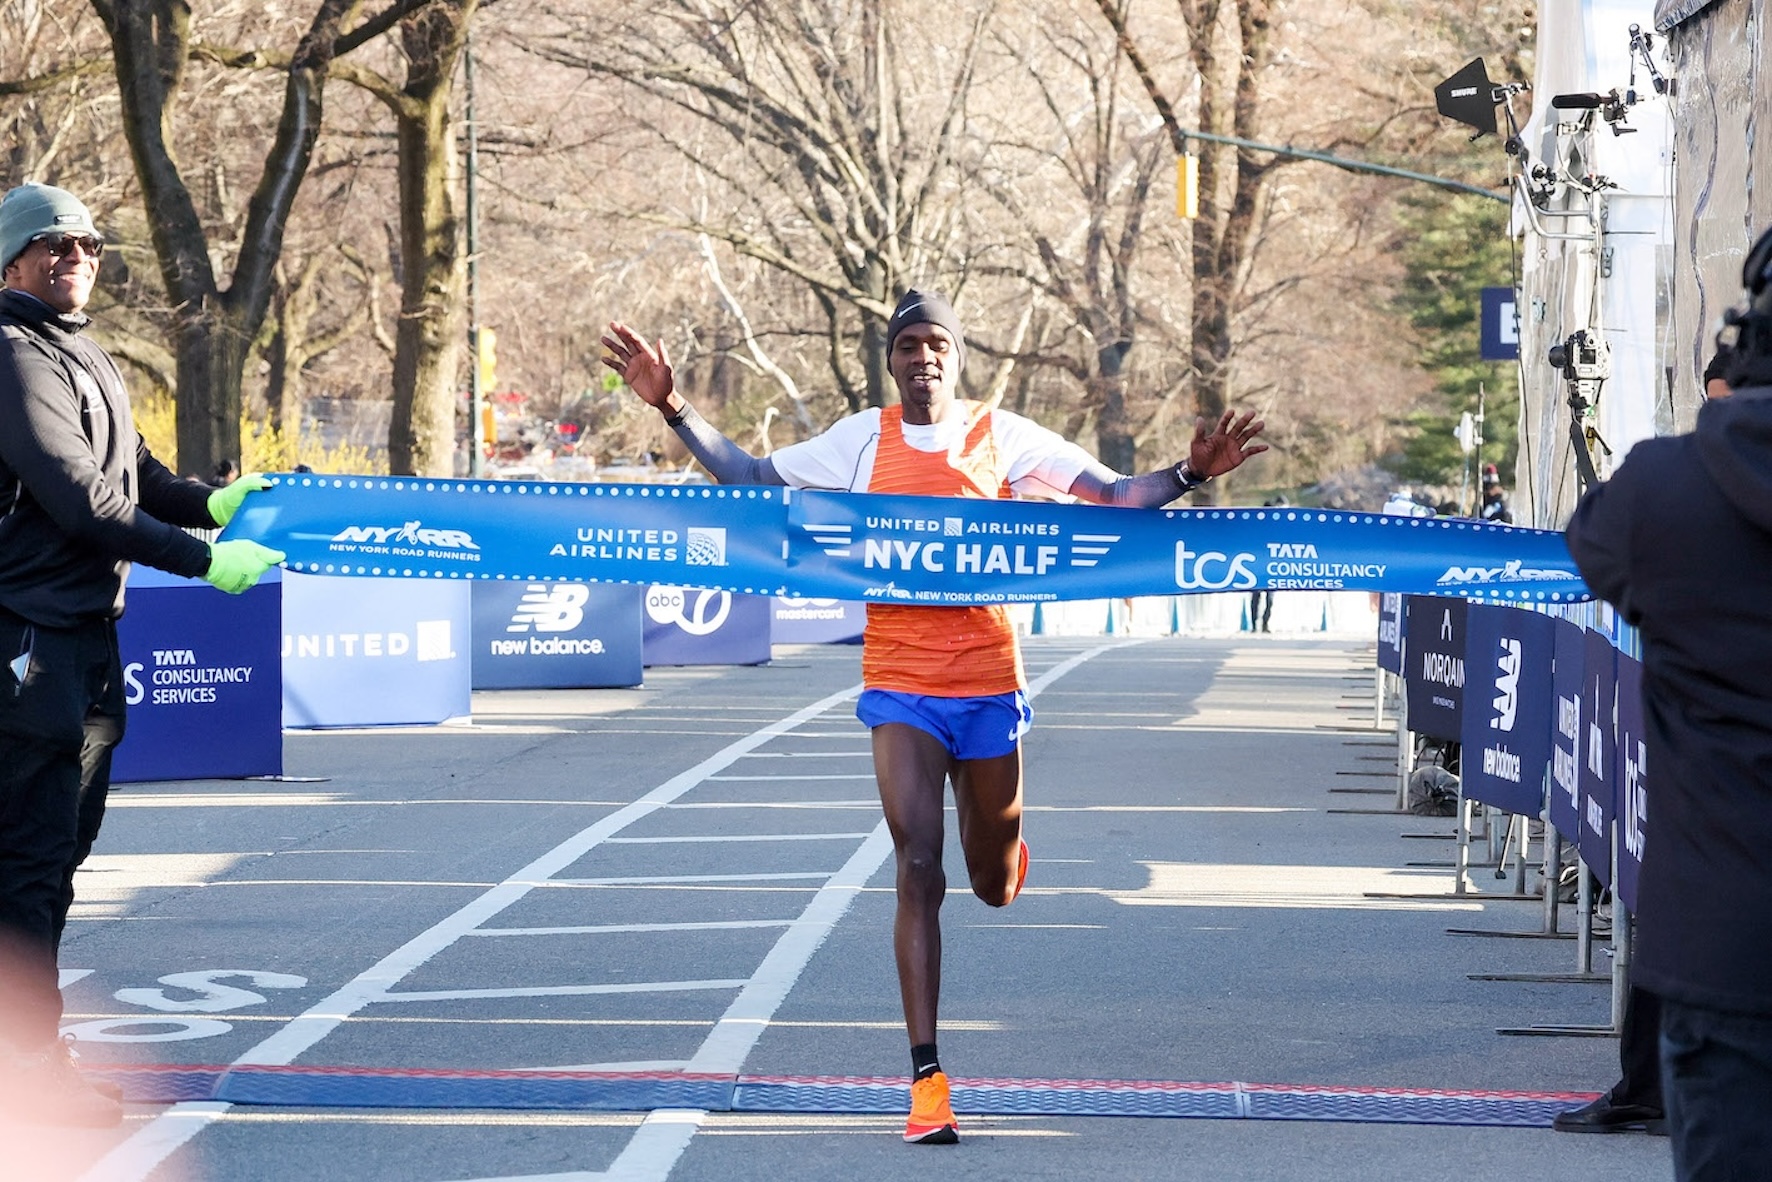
[224,476,1593,605]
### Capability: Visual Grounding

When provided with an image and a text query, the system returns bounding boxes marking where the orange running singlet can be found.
[862,403,1025,697]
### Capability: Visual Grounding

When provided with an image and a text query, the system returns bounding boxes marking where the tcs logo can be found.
[1174,539,1257,591]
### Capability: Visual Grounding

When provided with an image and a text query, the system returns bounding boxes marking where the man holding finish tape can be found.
[0,182,283,1126]
[604,290,1267,1145]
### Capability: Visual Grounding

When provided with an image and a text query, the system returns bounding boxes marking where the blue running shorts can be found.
[855,689,1033,760]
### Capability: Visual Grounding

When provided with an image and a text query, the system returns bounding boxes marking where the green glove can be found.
[204,540,285,594]
[207,474,273,528]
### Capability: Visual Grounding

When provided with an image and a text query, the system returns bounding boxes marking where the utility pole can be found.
[464,23,484,478]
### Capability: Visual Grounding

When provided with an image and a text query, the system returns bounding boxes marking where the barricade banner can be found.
[224,477,1593,604]
[470,582,643,689]
[1578,629,1619,885]
[1615,653,1648,913]
[1376,593,1405,675]
[772,596,866,644]
[1403,596,1468,743]
[642,586,772,667]
[113,568,283,783]
[282,572,471,728]
[1549,619,1586,842]
[1459,604,1556,816]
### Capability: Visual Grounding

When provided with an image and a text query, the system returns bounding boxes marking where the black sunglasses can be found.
[29,231,104,260]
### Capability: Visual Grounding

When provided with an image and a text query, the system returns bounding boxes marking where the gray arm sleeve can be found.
[668,403,786,486]
[1067,460,1192,507]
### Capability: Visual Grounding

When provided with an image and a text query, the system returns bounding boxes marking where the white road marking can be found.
[383,981,748,1004]
[548,872,828,886]
[465,921,793,938]
[603,833,874,844]
[77,684,861,1182]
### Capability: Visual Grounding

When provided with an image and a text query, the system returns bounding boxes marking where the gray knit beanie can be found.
[0,183,99,270]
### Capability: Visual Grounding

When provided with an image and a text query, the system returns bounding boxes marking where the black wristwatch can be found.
[1173,460,1212,491]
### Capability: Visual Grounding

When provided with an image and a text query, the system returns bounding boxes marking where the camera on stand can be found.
[1548,330,1612,487]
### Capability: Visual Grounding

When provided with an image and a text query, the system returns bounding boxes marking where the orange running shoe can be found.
[1011,838,1029,903]
[904,1070,959,1144]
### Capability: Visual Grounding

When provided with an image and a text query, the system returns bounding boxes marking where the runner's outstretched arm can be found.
[1069,409,1269,507]
[601,321,786,486]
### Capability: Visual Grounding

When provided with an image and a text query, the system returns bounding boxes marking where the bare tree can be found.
[524,0,996,410]
[87,0,432,477]
[973,5,1172,471]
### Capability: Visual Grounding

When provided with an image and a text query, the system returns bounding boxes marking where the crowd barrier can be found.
[112,568,283,784]
[1388,593,1644,1031]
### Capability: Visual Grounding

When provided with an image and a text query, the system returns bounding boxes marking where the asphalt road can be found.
[9,636,1671,1182]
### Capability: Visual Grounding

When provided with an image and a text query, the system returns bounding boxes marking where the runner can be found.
[603,290,1267,1144]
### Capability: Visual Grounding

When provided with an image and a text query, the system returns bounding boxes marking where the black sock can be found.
[911,1043,941,1080]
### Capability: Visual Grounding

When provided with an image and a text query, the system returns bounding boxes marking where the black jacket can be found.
[1566,387,1772,1015]
[0,289,214,627]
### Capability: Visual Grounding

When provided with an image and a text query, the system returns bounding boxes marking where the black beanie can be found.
[886,289,966,374]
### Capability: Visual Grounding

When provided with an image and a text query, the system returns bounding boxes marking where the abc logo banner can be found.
[470,581,643,689]
[643,585,771,667]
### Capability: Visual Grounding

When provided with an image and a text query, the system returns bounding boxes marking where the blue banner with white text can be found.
[1459,604,1555,816]
[224,476,1592,604]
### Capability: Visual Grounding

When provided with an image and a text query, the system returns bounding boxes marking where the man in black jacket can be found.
[0,183,284,1126]
[1565,232,1772,1180]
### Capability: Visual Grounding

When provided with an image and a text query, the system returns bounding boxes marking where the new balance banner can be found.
[1404,596,1468,743]
[1459,605,1555,816]
[1578,629,1618,886]
[1548,619,1585,844]
[224,477,1593,604]
[470,582,643,689]
[1615,654,1648,913]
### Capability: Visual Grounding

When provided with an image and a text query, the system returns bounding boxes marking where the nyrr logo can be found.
[1491,637,1521,731]
[507,584,590,634]
[1436,560,1576,586]
[685,527,728,566]
[1174,539,1257,591]
[331,521,479,550]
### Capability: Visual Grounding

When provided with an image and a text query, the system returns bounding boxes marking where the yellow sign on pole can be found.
[1177,154,1199,220]
[477,326,498,392]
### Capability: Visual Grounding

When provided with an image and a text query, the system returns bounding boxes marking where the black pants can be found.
[0,609,124,1051]
[1662,997,1772,1180]
[1615,984,1664,1108]
[1250,591,1273,632]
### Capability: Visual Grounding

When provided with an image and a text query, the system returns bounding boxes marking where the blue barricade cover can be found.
[1549,619,1586,844]
[282,573,471,728]
[642,586,771,667]
[470,582,643,689]
[1577,629,1618,885]
[1376,593,1404,675]
[1615,654,1648,913]
[113,568,282,783]
[1403,596,1467,744]
[772,596,865,645]
[223,477,1593,604]
[1459,605,1555,816]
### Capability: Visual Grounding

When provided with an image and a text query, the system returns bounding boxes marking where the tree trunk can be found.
[1093,340,1134,472]
[93,0,360,477]
[387,0,473,477]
